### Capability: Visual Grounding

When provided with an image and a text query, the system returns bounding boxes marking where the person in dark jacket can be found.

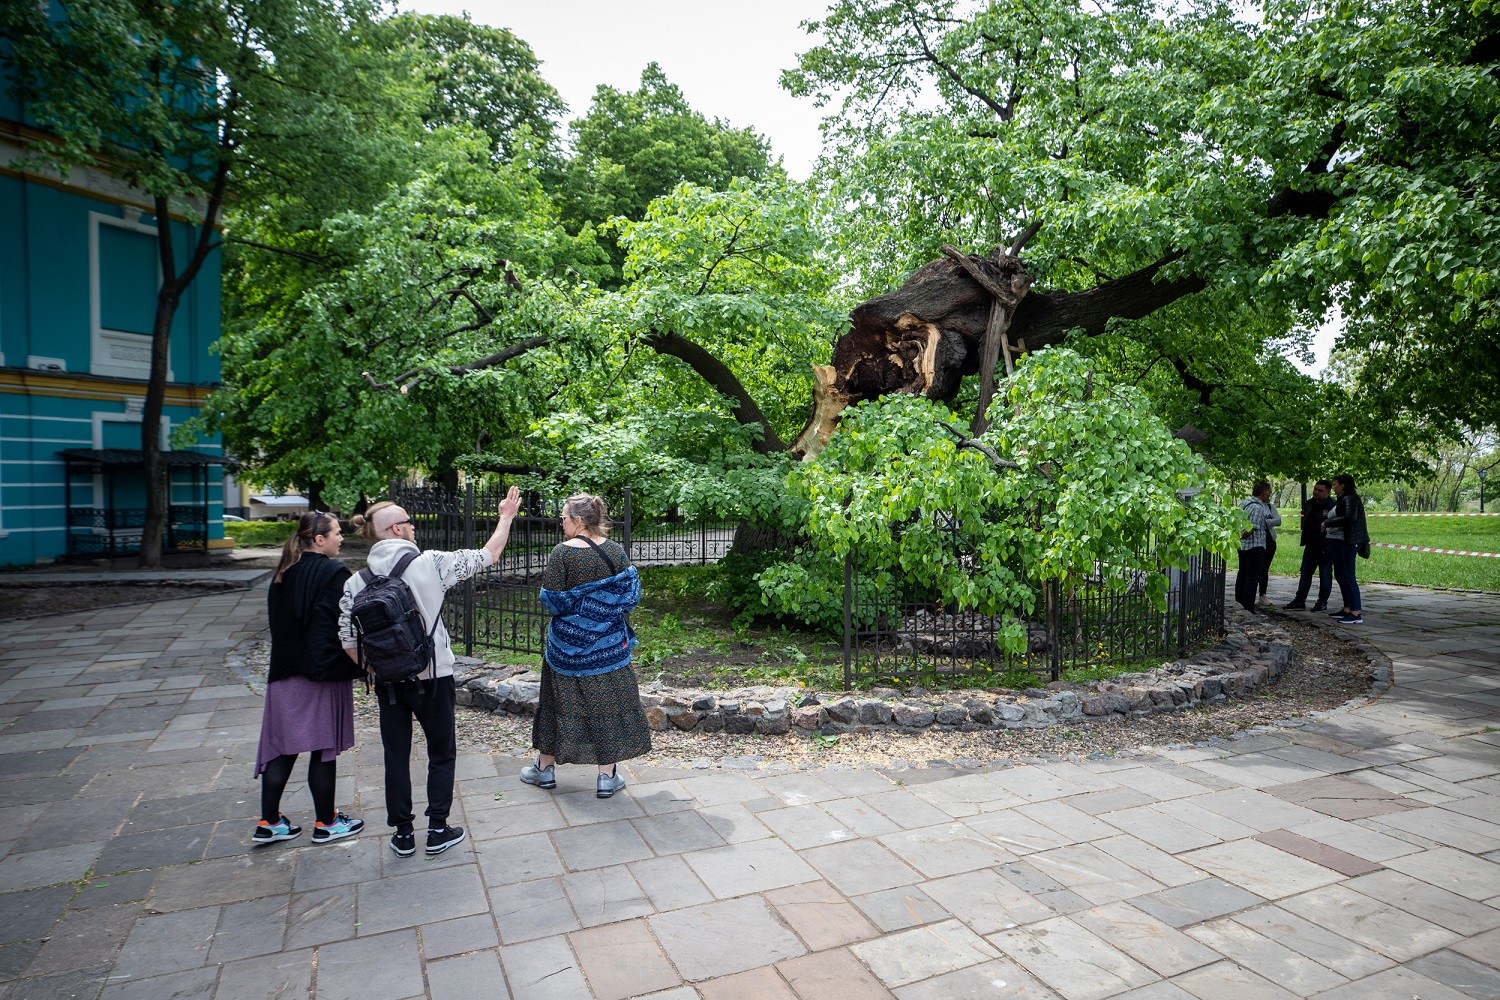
[253,512,364,846]
[1324,474,1369,625]
[1284,479,1336,611]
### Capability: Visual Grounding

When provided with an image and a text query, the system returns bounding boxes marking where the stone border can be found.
[453,610,1317,736]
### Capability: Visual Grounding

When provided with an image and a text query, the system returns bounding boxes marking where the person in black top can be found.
[1284,479,1336,611]
[253,512,365,846]
[1324,474,1369,625]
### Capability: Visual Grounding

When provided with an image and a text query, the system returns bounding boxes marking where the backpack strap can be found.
[576,535,621,575]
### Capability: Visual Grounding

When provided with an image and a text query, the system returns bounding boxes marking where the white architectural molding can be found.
[89,211,173,381]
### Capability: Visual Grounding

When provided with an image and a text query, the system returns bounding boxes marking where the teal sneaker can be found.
[311,813,364,844]
[252,815,301,845]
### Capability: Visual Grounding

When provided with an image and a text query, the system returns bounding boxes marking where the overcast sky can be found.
[400,0,832,178]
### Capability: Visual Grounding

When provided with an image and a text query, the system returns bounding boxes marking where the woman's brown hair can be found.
[274,511,338,583]
[563,494,610,537]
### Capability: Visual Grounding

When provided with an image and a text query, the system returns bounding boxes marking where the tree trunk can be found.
[138,286,179,569]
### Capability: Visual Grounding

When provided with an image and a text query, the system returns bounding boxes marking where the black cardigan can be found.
[267,553,353,683]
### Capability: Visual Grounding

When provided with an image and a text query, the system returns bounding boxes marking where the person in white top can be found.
[339,487,520,858]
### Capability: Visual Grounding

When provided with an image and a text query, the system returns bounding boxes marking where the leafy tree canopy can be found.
[560,63,779,273]
[783,0,1499,459]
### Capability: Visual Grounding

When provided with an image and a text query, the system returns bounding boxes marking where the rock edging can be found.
[452,610,1297,736]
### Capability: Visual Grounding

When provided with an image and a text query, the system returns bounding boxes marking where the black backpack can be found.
[349,551,438,687]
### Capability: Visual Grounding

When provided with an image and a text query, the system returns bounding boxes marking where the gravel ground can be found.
[0,581,247,620]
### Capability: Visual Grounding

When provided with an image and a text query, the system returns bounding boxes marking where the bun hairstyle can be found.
[350,500,397,541]
[274,511,338,583]
[563,494,610,537]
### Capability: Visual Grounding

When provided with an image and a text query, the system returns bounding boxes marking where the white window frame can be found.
[89,210,173,380]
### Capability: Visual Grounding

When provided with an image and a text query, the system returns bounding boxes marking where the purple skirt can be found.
[254,676,356,777]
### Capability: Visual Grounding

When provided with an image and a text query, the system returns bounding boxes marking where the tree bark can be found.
[642,327,788,454]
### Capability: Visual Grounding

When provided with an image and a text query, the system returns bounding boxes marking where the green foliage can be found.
[223,520,297,548]
[560,63,778,274]
[785,0,1498,464]
[758,350,1243,634]
[366,13,566,163]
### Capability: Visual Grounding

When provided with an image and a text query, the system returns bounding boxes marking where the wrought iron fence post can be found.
[1047,579,1062,682]
[700,518,707,566]
[462,478,475,657]
[622,488,632,555]
[1176,562,1189,659]
[843,551,854,691]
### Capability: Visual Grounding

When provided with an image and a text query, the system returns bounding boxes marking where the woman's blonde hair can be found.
[563,494,610,537]
[274,511,338,583]
[350,500,398,541]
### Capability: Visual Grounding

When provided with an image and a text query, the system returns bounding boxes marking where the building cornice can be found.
[0,368,217,406]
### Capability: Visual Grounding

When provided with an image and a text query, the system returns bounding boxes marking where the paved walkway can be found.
[0,579,1497,1000]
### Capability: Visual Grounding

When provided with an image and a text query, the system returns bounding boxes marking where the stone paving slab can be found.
[0,581,1497,998]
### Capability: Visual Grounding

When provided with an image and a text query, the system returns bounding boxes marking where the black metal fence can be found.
[390,481,739,657]
[390,479,1225,686]
[842,548,1225,687]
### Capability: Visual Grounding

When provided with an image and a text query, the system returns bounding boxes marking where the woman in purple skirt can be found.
[253,512,365,846]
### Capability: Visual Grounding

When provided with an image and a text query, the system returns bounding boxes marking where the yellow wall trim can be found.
[0,369,214,406]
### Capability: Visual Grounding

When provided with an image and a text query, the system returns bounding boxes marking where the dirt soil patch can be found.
[0,581,250,620]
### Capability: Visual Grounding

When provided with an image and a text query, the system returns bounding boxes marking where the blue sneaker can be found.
[311,813,364,844]
[252,815,301,845]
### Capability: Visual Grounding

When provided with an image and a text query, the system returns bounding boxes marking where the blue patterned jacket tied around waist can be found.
[539,566,641,677]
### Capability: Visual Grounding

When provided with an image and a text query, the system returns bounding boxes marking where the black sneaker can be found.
[1311,603,1327,612]
[390,831,416,857]
[1282,601,1305,610]
[426,826,466,855]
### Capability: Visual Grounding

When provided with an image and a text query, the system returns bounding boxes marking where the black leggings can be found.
[260,753,337,825]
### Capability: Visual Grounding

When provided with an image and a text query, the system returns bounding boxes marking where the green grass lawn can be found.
[1270,515,1500,592]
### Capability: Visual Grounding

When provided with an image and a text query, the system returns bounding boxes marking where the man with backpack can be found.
[339,487,522,858]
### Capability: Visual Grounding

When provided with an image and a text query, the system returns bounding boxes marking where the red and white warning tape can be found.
[1372,543,1500,558]
[1369,512,1499,517]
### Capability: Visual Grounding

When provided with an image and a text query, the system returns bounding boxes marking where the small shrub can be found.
[225,520,297,547]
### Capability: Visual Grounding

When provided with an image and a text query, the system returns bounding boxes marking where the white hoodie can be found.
[338,538,493,678]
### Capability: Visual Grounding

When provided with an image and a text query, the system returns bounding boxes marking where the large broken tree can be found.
[789,240,1205,458]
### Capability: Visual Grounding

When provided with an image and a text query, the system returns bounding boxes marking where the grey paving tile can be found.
[696,802,775,844]
[878,821,1017,877]
[864,789,966,830]
[562,864,653,928]
[778,945,896,998]
[757,804,852,850]
[1072,902,1219,977]
[920,867,1056,933]
[685,838,819,898]
[1185,916,1348,994]
[493,877,581,944]
[695,964,797,1000]
[21,904,135,978]
[965,809,1067,855]
[207,894,289,964]
[551,819,655,872]
[101,966,217,1000]
[1027,842,1167,905]
[474,832,565,888]
[283,885,357,951]
[421,913,498,959]
[315,929,423,1000]
[1230,904,1393,980]
[1169,959,1297,1000]
[1013,800,1119,843]
[0,884,74,944]
[1407,949,1500,1000]
[498,935,591,995]
[1177,839,1342,899]
[1368,805,1500,852]
[1089,835,1206,888]
[1097,805,1222,854]
[428,951,509,1000]
[628,854,714,914]
[849,886,948,932]
[1344,868,1500,935]
[356,864,489,935]
[290,834,384,892]
[988,915,1156,1000]
[212,948,314,1000]
[1383,845,1500,900]
[1131,878,1263,928]
[892,957,1060,999]
[1306,965,1478,1000]
[0,841,105,892]
[111,908,217,980]
[758,772,844,806]
[651,897,805,980]
[1279,884,1461,961]
[147,852,297,912]
[94,824,214,875]
[821,797,904,838]
[851,918,999,989]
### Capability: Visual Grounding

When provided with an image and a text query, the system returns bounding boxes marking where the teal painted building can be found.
[0,62,227,566]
